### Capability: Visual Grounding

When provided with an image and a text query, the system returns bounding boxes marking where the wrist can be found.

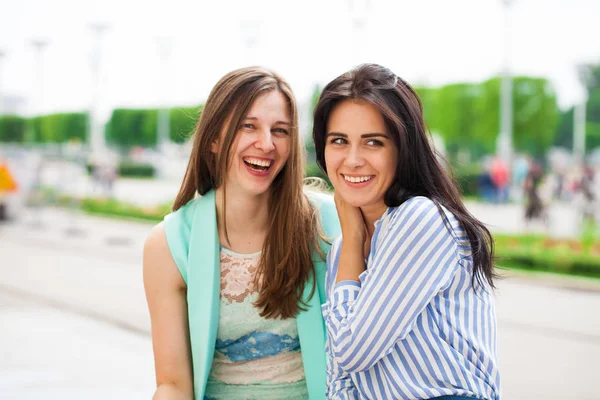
[342,230,365,245]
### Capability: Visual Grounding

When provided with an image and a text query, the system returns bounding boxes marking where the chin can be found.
[338,192,371,208]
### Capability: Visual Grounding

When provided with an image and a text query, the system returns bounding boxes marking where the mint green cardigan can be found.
[163,189,340,400]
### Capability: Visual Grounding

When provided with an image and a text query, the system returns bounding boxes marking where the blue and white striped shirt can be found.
[322,196,500,400]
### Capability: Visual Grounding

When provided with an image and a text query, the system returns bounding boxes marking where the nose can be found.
[344,146,365,168]
[255,129,275,152]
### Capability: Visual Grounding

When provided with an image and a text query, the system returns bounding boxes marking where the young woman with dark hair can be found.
[313,63,500,400]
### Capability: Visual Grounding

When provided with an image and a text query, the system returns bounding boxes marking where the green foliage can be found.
[118,162,155,178]
[554,107,574,149]
[106,109,157,148]
[106,105,202,148]
[495,233,600,279]
[310,84,322,114]
[80,197,170,222]
[577,63,600,93]
[422,76,559,161]
[431,83,491,159]
[452,163,483,197]
[170,106,202,143]
[85,161,155,178]
[0,115,27,142]
[10,112,88,143]
[553,85,600,152]
[414,86,438,132]
[512,77,559,157]
[584,89,600,150]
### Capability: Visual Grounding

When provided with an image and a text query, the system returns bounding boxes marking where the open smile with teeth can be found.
[343,174,374,183]
[244,157,273,172]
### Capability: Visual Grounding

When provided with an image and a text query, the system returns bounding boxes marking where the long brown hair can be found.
[174,66,323,318]
[313,63,497,289]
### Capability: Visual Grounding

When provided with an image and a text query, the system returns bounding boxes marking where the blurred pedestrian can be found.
[143,66,340,400]
[511,153,530,202]
[577,163,598,224]
[490,155,510,203]
[524,159,546,225]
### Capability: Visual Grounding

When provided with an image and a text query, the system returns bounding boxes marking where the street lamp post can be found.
[573,100,587,165]
[0,50,5,116]
[497,0,515,164]
[29,39,48,143]
[347,0,371,66]
[156,37,172,154]
[88,23,109,154]
[240,20,260,65]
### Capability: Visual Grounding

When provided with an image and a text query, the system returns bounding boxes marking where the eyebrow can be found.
[244,116,291,126]
[326,132,389,139]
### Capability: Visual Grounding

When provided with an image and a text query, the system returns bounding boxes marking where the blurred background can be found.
[1,0,599,399]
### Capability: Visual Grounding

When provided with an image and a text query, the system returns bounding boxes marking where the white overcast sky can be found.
[0,0,598,124]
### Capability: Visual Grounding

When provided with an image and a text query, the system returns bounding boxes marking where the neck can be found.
[215,185,271,247]
[360,203,388,237]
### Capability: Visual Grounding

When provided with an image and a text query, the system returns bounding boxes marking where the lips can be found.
[243,156,273,172]
[342,174,374,183]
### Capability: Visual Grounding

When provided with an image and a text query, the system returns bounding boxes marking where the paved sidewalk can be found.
[0,292,154,400]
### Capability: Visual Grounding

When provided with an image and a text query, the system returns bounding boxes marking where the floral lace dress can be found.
[204,247,308,400]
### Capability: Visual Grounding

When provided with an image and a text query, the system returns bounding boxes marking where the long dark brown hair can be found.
[174,66,323,318]
[313,63,497,289]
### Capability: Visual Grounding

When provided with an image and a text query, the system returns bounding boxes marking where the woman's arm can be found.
[324,197,460,374]
[143,223,194,400]
[327,360,361,400]
[324,242,360,400]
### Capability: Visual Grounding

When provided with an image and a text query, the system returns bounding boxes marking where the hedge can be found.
[86,161,155,178]
[106,105,202,148]
[0,115,27,142]
[495,233,600,279]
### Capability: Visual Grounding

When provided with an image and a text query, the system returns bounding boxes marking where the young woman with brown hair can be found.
[143,66,339,400]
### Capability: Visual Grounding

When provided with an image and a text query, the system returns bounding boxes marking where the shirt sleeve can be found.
[323,197,461,373]
[323,245,361,400]
[325,352,361,399]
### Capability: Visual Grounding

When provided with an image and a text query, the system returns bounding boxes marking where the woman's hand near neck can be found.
[215,186,270,254]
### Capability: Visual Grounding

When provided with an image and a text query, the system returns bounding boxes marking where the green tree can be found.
[429,83,490,161]
[169,105,202,143]
[304,84,322,158]
[554,107,574,149]
[511,77,559,157]
[578,63,600,93]
[584,89,600,150]
[0,116,26,142]
[106,109,157,148]
[475,76,559,158]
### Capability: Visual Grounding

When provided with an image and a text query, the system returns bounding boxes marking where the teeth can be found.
[244,157,272,167]
[344,175,373,183]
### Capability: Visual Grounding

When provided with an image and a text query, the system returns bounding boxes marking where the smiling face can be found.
[324,99,398,217]
[217,90,291,198]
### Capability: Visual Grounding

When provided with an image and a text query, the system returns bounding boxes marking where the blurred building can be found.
[0,94,27,115]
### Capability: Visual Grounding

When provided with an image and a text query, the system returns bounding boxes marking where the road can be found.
[1,208,599,399]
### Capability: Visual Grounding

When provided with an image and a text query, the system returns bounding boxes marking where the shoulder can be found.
[144,221,168,256]
[143,222,186,289]
[164,196,201,232]
[387,196,459,235]
[386,196,436,222]
[159,196,206,284]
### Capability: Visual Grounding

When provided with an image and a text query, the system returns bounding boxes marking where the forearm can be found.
[153,383,193,400]
[335,238,365,283]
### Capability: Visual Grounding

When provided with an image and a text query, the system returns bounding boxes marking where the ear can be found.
[210,139,220,154]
